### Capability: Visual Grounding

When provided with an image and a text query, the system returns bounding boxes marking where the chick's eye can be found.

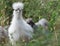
[15,9,18,11]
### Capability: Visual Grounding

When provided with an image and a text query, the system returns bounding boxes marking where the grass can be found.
[0,27,60,46]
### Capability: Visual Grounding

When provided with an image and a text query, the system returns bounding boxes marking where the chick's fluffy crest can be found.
[12,2,24,10]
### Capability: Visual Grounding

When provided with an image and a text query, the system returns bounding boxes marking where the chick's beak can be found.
[17,10,21,13]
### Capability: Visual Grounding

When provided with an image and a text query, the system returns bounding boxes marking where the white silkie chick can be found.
[8,2,33,46]
[35,18,48,29]
[26,18,48,29]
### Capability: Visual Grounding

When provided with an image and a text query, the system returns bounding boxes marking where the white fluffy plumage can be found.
[8,2,33,46]
[12,2,24,10]
[35,18,48,28]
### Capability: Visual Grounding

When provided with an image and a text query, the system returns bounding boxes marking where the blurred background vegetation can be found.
[0,0,60,46]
